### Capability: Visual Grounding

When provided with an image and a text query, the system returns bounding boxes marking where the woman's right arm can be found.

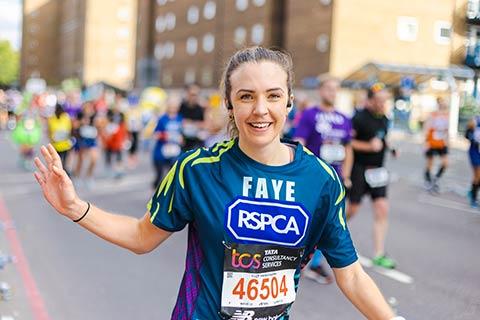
[34,144,171,254]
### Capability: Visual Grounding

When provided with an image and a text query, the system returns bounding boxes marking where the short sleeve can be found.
[316,173,358,268]
[293,109,314,142]
[342,116,353,145]
[147,153,194,231]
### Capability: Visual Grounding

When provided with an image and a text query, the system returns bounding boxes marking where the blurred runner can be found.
[125,101,143,169]
[423,97,449,192]
[102,109,128,179]
[294,75,353,284]
[74,102,99,188]
[152,95,183,189]
[11,111,42,170]
[47,103,72,170]
[179,84,205,151]
[347,83,397,269]
[466,115,480,208]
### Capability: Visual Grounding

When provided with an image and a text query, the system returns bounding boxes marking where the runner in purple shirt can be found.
[294,74,353,284]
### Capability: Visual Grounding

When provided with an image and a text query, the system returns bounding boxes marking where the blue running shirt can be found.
[148,139,358,319]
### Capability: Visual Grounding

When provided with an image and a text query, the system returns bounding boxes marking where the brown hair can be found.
[317,73,340,88]
[220,46,294,138]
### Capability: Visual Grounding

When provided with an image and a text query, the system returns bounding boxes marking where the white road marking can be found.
[417,194,479,214]
[358,255,414,284]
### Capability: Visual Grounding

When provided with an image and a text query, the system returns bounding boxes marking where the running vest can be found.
[426,111,449,149]
[48,114,72,152]
[147,139,357,319]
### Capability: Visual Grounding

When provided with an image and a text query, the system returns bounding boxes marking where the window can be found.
[319,0,331,5]
[116,65,129,78]
[201,67,213,86]
[164,41,175,59]
[234,27,247,47]
[236,0,248,11]
[166,13,176,30]
[157,0,168,5]
[154,43,164,60]
[187,6,199,24]
[434,21,451,45]
[203,33,215,52]
[117,7,130,21]
[162,70,173,87]
[251,24,264,44]
[116,27,130,39]
[185,68,196,84]
[204,1,216,20]
[253,0,266,7]
[155,16,166,33]
[186,37,198,55]
[316,34,329,52]
[397,16,418,42]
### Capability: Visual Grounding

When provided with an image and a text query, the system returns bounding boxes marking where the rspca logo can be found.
[225,197,309,246]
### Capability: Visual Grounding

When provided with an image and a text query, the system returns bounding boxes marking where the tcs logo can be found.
[231,248,261,270]
[225,197,309,246]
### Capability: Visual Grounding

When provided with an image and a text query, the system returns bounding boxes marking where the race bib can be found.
[53,130,69,142]
[183,122,199,138]
[80,125,98,139]
[364,167,389,188]
[161,143,181,158]
[220,243,303,320]
[433,130,447,141]
[320,144,345,163]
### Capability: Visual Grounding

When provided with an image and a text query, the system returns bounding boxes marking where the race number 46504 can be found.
[221,270,296,308]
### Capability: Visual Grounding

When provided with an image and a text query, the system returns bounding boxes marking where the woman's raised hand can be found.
[33,144,81,219]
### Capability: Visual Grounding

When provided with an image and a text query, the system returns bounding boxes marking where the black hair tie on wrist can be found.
[73,202,90,223]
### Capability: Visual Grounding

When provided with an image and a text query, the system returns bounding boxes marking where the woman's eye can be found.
[240,94,253,100]
[269,93,281,99]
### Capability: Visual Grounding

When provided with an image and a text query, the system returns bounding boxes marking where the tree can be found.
[0,40,19,85]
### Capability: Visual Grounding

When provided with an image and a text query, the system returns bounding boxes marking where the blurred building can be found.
[21,0,138,90]
[136,0,474,90]
[135,0,283,88]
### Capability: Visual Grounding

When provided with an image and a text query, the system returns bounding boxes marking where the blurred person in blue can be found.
[152,95,183,189]
[347,83,397,269]
[73,101,99,188]
[33,47,401,320]
[293,74,353,284]
[466,116,480,207]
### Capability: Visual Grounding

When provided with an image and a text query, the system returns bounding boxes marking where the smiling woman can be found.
[33,46,399,320]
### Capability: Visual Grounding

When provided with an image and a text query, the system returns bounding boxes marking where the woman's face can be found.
[229,61,290,150]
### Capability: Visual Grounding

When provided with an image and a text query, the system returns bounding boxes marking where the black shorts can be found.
[129,131,139,155]
[425,147,448,157]
[105,149,123,164]
[349,164,387,203]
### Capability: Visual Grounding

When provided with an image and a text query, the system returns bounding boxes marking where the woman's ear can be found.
[287,94,294,112]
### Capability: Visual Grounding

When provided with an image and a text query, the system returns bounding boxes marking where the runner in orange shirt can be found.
[424,97,449,192]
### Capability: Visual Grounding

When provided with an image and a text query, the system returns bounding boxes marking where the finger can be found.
[34,171,45,185]
[40,145,53,168]
[34,157,48,176]
[52,165,69,182]
[47,144,63,169]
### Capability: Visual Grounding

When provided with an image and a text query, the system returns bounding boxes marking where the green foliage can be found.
[459,95,479,118]
[0,40,19,85]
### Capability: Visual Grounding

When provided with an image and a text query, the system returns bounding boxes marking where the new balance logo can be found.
[231,310,255,320]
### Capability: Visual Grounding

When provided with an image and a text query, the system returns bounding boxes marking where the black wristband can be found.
[73,202,90,223]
